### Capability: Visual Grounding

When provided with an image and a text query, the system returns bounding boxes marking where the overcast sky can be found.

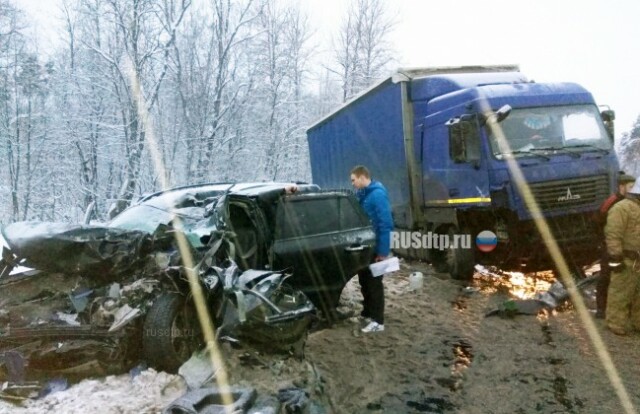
[18,0,640,139]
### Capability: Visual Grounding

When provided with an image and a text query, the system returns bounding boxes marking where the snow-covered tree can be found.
[0,0,341,224]
[75,0,191,218]
[0,2,56,223]
[332,0,395,102]
[619,114,640,177]
[249,0,313,180]
[174,0,261,184]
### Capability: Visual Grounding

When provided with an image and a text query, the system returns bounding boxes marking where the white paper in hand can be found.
[369,257,399,277]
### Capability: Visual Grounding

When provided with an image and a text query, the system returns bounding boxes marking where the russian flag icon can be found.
[476,230,497,253]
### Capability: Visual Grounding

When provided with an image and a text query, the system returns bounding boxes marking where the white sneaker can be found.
[361,321,384,333]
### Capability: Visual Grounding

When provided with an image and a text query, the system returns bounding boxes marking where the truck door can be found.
[424,116,491,207]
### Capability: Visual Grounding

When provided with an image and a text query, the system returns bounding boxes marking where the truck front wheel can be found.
[446,227,475,281]
[431,227,475,281]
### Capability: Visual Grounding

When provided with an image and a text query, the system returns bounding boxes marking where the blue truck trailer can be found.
[306,65,619,280]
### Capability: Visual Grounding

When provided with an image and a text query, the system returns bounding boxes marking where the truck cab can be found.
[426,80,617,274]
[307,65,619,280]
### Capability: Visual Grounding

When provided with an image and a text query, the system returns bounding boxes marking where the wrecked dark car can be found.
[0,182,375,377]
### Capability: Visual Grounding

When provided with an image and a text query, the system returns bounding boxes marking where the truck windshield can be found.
[487,104,612,158]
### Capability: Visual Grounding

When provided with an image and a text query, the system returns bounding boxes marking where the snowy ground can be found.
[3,259,640,413]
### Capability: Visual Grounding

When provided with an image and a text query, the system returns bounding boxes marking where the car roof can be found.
[230,182,319,197]
[135,182,319,207]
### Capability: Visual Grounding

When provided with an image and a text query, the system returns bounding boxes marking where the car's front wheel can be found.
[142,293,202,373]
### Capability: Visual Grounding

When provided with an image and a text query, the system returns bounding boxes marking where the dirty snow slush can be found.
[3,260,640,413]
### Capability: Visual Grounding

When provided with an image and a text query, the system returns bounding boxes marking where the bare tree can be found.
[54,0,105,220]
[255,0,291,179]
[0,0,24,222]
[332,0,395,102]
[284,8,313,180]
[78,0,191,218]
[0,2,52,222]
[247,0,314,180]
[0,0,330,224]
[171,0,260,183]
[15,54,51,220]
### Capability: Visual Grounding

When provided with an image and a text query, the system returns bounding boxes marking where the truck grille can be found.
[527,175,609,211]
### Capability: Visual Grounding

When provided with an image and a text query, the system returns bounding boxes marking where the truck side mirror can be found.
[495,104,512,123]
[478,104,512,126]
[601,109,615,142]
[446,117,479,165]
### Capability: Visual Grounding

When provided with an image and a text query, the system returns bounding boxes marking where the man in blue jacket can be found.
[350,165,394,333]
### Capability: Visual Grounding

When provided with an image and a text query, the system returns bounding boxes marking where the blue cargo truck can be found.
[306,65,619,280]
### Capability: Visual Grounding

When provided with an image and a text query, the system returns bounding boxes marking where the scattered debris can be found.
[108,304,141,333]
[128,363,147,379]
[162,386,256,414]
[247,395,281,414]
[54,312,80,326]
[3,351,25,383]
[36,378,68,399]
[486,299,551,317]
[1,242,315,380]
[277,387,310,414]
[178,351,217,390]
[462,286,480,295]
[0,381,41,402]
[406,396,456,413]
[485,275,600,317]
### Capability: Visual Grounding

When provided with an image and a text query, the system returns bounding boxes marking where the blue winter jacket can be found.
[356,181,394,256]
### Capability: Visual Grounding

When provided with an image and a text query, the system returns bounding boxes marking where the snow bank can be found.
[0,369,186,414]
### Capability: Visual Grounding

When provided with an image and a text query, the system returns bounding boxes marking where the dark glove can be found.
[609,255,625,272]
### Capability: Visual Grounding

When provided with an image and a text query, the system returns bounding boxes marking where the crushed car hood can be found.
[1,221,158,279]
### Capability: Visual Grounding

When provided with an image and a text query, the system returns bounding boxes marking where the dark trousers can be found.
[358,267,385,324]
[597,253,611,317]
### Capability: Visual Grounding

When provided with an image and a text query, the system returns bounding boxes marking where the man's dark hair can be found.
[350,165,370,178]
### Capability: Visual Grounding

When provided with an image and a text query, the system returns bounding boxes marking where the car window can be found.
[275,198,340,239]
[108,204,204,233]
[275,196,369,239]
[340,197,370,229]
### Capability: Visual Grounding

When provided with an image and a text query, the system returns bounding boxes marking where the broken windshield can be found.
[487,104,611,156]
[108,204,204,234]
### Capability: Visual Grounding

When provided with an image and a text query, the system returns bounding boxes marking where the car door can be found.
[271,192,375,315]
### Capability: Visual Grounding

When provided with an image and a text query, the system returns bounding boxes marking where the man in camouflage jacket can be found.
[604,185,640,335]
[594,173,636,318]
